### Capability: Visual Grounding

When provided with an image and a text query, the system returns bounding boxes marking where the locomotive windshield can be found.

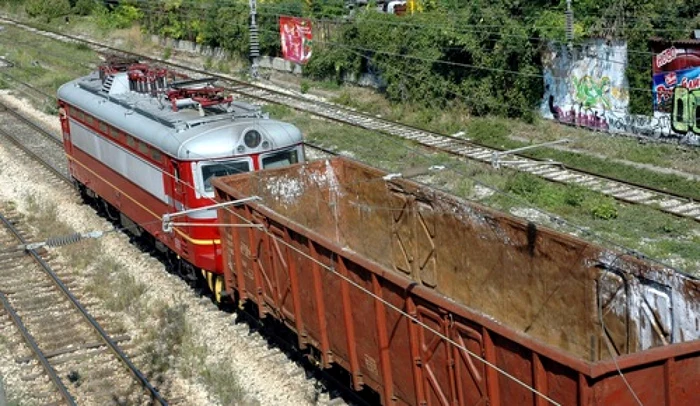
[261,149,300,169]
[201,160,250,193]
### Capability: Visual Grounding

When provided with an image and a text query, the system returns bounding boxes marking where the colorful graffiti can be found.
[541,39,699,146]
[572,75,612,109]
[541,40,633,131]
[672,87,700,135]
[651,40,700,137]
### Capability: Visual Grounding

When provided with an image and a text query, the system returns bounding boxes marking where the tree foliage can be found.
[24,0,70,20]
[7,0,698,118]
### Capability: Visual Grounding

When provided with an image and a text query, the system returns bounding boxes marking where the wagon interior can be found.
[213,158,700,362]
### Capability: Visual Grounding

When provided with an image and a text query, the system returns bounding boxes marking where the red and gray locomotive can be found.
[57,59,304,300]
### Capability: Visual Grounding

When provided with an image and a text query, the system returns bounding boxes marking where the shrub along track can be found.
[1,16,697,224]
[0,205,167,405]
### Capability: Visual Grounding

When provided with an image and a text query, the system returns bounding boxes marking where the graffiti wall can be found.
[540,39,699,146]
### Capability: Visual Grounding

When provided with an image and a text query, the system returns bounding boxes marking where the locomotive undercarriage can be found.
[71,177,227,303]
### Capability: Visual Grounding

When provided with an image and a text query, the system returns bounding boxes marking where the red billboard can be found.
[279,16,313,65]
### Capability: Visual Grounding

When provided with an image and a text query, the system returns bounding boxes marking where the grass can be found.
[85,257,147,314]
[2,9,697,273]
[23,195,103,271]
[327,86,700,192]
[139,301,246,404]
[0,25,98,103]
[462,117,700,200]
[23,195,73,239]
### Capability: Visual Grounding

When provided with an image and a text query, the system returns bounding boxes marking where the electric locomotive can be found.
[57,59,304,300]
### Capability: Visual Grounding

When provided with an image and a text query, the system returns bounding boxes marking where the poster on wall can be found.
[279,16,313,65]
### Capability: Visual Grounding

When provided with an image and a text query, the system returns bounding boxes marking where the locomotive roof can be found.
[57,70,302,161]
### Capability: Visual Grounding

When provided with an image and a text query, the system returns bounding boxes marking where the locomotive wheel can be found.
[202,270,225,303]
[178,260,198,282]
[203,269,214,292]
[213,274,224,304]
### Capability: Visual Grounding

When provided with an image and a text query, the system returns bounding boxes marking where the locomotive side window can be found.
[127,136,136,148]
[151,149,162,162]
[201,160,250,193]
[262,149,299,169]
[138,142,149,155]
[99,122,108,133]
[108,127,120,139]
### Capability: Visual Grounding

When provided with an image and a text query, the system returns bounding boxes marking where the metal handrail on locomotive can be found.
[57,59,305,299]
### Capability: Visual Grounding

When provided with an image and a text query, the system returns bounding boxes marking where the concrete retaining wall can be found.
[149,35,383,88]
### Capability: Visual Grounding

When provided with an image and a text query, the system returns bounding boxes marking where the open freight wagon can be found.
[212,157,700,406]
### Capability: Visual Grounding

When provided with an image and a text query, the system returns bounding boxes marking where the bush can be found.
[94,4,143,30]
[25,0,71,20]
[590,200,618,220]
[505,173,543,199]
[563,185,587,207]
[72,0,95,16]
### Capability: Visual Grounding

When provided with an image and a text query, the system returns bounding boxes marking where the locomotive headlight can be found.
[236,145,245,153]
[244,130,262,148]
[261,140,270,149]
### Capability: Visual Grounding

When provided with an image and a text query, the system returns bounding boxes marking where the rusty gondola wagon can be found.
[212,157,699,406]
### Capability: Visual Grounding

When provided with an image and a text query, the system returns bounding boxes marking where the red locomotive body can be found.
[57,61,304,297]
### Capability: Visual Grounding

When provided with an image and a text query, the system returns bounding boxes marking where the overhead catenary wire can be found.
[2,17,694,272]
[1,21,688,400]
[11,7,689,404]
[27,74,683,406]
[123,0,699,60]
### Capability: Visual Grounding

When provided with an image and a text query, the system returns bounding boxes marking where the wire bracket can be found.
[162,196,261,233]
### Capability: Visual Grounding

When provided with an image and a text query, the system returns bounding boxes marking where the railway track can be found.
[0,206,167,405]
[0,103,69,182]
[0,97,356,406]
[1,16,698,223]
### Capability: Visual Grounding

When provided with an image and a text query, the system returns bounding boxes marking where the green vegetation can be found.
[0,2,695,274]
[87,257,148,314]
[5,0,694,116]
[24,0,70,21]
[0,25,98,104]
[140,302,245,404]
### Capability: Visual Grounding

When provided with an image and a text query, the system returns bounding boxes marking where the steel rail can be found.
[1,102,63,143]
[0,290,76,406]
[0,211,169,405]
[0,117,69,184]
[1,16,697,222]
